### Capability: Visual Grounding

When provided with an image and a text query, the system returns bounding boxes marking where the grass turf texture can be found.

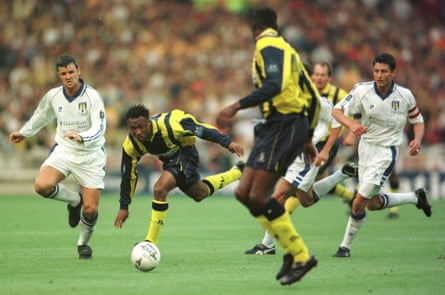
[0,193,444,295]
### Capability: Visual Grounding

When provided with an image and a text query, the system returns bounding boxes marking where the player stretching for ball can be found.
[9,54,106,259]
[331,52,431,258]
[114,104,244,246]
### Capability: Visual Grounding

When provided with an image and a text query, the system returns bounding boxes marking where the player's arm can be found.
[216,46,282,129]
[406,97,424,156]
[316,125,341,166]
[115,138,141,228]
[332,105,367,136]
[299,63,321,138]
[17,92,56,138]
[180,115,244,157]
[408,121,424,156]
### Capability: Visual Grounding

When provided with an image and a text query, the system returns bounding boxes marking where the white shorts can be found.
[42,145,106,189]
[358,140,398,198]
[283,154,311,187]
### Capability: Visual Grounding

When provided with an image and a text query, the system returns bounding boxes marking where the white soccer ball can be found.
[131,241,161,272]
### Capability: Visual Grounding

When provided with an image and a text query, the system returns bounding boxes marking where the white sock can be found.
[382,192,417,208]
[340,214,366,249]
[77,213,97,246]
[313,169,346,196]
[298,165,320,192]
[50,184,81,207]
[261,231,275,248]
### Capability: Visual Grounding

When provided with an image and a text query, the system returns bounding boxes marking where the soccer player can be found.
[311,61,355,204]
[216,8,320,285]
[245,63,358,255]
[8,54,106,259]
[113,104,244,246]
[343,127,401,219]
[331,52,431,258]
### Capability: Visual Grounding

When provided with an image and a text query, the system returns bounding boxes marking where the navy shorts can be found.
[162,145,200,191]
[247,116,309,176]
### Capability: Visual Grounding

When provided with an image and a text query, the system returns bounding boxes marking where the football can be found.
[131,241,161,272]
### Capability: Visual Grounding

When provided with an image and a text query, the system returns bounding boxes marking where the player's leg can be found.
[333,190,369,258]
[200,161,243,197]
[236,169,312,266]
[245,177,293,255]
[183,145,243,201]
[144,170,176,245]
[334,141,375,258]
[312,162,357,197]
[37,150,83,228]
[35,165,80,205]
[77,187,101,259]
[387,170,400,219]
[72,149,106,259]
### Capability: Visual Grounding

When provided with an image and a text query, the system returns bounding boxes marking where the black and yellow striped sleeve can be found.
[119,135,143,209]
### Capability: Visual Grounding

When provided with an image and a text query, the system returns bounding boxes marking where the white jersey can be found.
[312,96,333,145]
[334,81,423,147]
[283,96,332,187]
[20,80,106,152]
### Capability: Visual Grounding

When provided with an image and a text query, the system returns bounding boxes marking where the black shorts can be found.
[162,145,200,191]
[247,116,309,176]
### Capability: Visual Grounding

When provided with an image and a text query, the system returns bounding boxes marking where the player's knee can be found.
[190,195,206,202]
[34,181,54,198]
[234,190,249,206]
[82,205,97,218]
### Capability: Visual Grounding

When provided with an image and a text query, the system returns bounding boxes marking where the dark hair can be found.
[56,54,78,71]
[373,53,396,71]
[251,7,278,31]
[313,61,333,76]
[126,104,150,120]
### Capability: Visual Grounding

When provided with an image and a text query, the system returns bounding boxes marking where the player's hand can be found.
[315,149,329,167]
[408,140,421,156]
[64,131,83,142]
[349,122,367,136]
[114,209,129,228]
[9,131,25,144]
[302,141,317,165]
[228,142,244,157]
[216,102,240,129]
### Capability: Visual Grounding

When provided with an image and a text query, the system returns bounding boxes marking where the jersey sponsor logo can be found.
[78,102,87,115]
[391,100,400,112]
[266,63,279,74]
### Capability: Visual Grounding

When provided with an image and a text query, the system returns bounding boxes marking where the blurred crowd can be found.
[1,0,444,172]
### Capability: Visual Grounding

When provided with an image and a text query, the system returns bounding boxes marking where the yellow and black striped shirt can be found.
[119,109,231,208]
[239,28,320,132]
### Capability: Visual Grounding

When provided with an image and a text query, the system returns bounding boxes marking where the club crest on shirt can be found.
[78,102,87,115]
[391,100,400,112]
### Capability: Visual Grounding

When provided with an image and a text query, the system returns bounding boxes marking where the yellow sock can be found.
[202,166,241,195]
[144,200,168,245]
[256,212,310,262]
[333,184,354,202]
[284,196,300,214]
[389,187,399,214]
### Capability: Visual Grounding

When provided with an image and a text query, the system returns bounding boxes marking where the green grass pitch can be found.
[0,193,444,295]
